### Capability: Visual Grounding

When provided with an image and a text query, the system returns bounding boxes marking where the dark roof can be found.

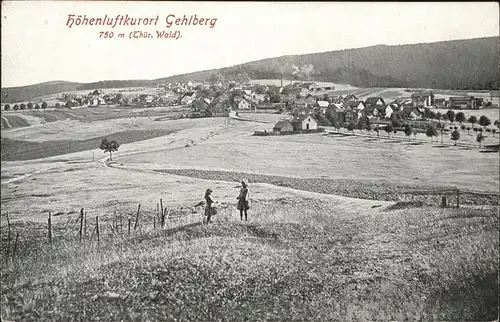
[410,91,433,98]
[344,94,358,100]
[348,101,364,108]
[274,120,293,129]
[365,97,385,105]
[449,96,474,101]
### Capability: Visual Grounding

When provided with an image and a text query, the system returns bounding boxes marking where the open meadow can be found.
[1,103,499,320]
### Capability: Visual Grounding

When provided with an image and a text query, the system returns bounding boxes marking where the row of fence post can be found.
[3,199,174,261]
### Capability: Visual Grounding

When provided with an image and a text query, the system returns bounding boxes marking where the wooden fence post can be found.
[456,190,460,208]
[153,216,156,230]
[134,204,141,230]
[84,211,87,237]
[160,199,164,226]
[12,232,19,263]
[6,212,11,255]
[96,216,100,245]
[128,218,131,236]
[48,212,52,244]
[79,208,84,243]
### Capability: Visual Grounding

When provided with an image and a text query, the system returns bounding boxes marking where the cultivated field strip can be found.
[153,169,499,206]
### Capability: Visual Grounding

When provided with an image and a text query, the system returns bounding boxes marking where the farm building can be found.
[411,91,434,108]
[273,120,294,133]
[449,96,477,109]
[292,114,318,131]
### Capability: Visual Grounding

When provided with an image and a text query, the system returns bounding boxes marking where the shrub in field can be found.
[455,112,465,124]
[27,102,33,110]
[492,129,497,137]
[476,133,484,148]
[55,103,61,109]
[466,127,471,135]
[460,125,466,131]
[426,126,438,143]
[13,104,19,110]
[404,124,412,141]
[441,113,449,122]
[346,122,355,133]
[4,104,10,111]
[100,138,120,161]
[479,115,491,129]
[20,103,26,110]
[41,102,48,109]
[494,120,499,128]
[451,130,460,146]
[35,104,40,109]
[485,128,491,133]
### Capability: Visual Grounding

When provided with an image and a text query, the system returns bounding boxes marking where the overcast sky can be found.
[2,1,499,87]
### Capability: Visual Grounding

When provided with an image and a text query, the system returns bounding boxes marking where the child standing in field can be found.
[204,188,215,224]
[236,180,250,221]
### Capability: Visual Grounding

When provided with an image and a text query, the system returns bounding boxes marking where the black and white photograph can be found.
[1,1,499,321]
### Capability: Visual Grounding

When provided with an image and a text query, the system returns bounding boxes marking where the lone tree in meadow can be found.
[41,101,48,109]
[455,112,465,125]
[446,110,455,124]
[4,104,10,111]
[404,124,412,141]
[426,126,438,143]
[20,103,26,110]
[100,138,120,161]
[27,102,33,110]
[450,130,460,146]
[479,115,491,129]
[476,132,484,148]
[468,115,478,129]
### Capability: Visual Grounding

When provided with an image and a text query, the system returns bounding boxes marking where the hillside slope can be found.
[2,37,498,103]
[160,37,499,89]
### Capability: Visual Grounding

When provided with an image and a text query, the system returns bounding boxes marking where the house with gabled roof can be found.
[292,114,318,131]
[347,101,365,111]
[365,97,386,107]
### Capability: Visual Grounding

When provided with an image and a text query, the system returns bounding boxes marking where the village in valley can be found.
[4,74,498,149]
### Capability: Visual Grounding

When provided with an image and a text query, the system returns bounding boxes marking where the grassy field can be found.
[1,104,498,320]
[1,196,497,321]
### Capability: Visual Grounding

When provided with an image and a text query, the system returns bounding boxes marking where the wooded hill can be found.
[2,36,498,103]
[159,36,499,90]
